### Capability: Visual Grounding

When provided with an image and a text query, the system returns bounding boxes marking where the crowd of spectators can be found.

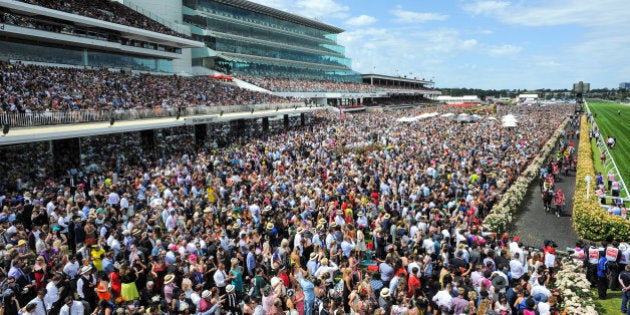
[16,0,190,38]
[0,104,576,315]
[0,62,293,115]
[238,75,379,93]
[237,75,437,96]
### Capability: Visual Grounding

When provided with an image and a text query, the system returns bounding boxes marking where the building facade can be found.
[0,0,202,73]
[181,0,361,82]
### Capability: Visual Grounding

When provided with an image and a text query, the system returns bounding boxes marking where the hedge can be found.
[572,115,630,241]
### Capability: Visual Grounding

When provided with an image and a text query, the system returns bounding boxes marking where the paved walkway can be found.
[509,124,580,251]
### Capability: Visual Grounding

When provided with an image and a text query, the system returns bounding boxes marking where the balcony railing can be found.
[0,102,305,128]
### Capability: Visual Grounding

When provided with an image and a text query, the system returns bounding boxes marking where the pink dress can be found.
[295,292,305,315]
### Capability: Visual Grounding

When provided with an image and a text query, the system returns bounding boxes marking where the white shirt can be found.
[509,258,524,280]
[44,282,59,310]
[432,289,452,308]
[63,261,80,279]
[537,302,551,315]
[59,301,85,315]
[27,296,47,315]
[213,269,229,287]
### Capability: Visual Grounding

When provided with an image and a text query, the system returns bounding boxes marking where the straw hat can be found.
[18,240,27,246]
[79,266,93,275]
[357,211,364,216]
[226,284,235,293]
[296,227,304,234]
[383,213,391,219]
[266,222,274,230]
[309,252,318,260]
[380,288,391,298]
[164,274,175,285]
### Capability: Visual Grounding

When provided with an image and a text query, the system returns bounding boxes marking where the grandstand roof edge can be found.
[212,0,345,33]
[1,0,205,48]
[362,73,433,85]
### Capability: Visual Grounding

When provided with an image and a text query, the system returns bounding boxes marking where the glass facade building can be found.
[183,0,361,82]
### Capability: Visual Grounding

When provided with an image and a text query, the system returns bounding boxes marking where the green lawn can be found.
[593,289,623,314]
[586,101,630,198]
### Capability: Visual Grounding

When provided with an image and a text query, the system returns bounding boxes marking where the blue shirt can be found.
[300,278,315,301]
[597,257,608,277]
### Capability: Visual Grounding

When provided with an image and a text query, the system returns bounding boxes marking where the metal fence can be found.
[0,102,305,128]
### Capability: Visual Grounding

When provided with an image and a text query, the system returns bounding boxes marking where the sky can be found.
[246,0,630,90]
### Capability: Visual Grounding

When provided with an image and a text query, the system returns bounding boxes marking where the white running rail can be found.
[583,99,629,200]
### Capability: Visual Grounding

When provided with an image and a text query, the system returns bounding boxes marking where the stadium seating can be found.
[16,0,190,38]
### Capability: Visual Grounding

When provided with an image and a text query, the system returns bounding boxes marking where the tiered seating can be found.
[0,62,292,114]
[17,0,190,38]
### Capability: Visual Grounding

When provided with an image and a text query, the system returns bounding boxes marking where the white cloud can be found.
[462,1,510,16]
[247,0,349,20]
[460,39,478,50]
[462,0,629,28]
[390,5,448,23]
[345,15,377,27]
[486,44,522,56]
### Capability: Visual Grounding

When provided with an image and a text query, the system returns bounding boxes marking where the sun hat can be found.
[266,222,274,230]
[296,227,304,234]
[226,284,235,293]
[380,288,391,298]
[18,240,27,246]
[201,290,211,298]
[164,274,175,285]
[79,266,93,275]
[310,252,318,260]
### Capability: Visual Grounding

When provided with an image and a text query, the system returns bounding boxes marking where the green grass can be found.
[592,289,623,314]
[586,101,630,198]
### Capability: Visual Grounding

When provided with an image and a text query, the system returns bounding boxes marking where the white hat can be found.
[226,284,235,293]
[202,290,212,298]
[380,288,391,298]
[79,266,93,275]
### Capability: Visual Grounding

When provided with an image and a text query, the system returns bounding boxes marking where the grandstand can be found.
[0,0,203,73]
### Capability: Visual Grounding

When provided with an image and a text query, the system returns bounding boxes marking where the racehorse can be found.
[542,189,554,213]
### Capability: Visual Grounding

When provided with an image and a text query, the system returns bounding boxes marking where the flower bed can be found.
[572,115,630,241]
[552,257,598,314]
[483,119,569,233]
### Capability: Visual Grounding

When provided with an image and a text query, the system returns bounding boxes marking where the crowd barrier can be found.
[0,102,304,128]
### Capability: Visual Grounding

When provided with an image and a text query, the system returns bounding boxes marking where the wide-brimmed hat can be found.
[296,227,304,234]
[79,266,93,275]
[330,222,338,228]
[383,213,391,219]
[164,274,175,285]
[266,222,274,230]
[201,290,212,298]
[310,253,318,260]
[18,240,27,246]
[380,288,391,298]
[357,211,364,216]
[226,284,235,293]
[491,274,507,290]
[203,207,212,213]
